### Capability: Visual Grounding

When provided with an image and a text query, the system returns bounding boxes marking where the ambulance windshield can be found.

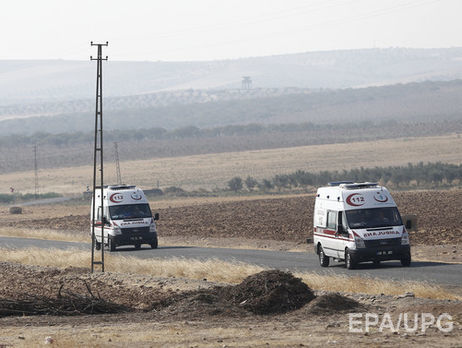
[345,207,402,229]
[109,204,152,220]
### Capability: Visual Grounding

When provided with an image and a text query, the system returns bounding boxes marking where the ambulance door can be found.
[336,211,348,259]
[323,210,339,257]
[94,205,103,242]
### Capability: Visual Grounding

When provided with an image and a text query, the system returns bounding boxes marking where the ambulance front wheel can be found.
[151,237,158,249]
[108,237,116,252]
[401,253,411,267]
[318,245,330,267]
[345,249,357,269]
[95,242,101,251]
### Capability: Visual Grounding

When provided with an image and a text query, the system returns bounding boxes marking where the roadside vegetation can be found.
[0,247,459,300]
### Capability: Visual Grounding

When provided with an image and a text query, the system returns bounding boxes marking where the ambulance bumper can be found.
[113,231,157,246]
[350,245,410,261]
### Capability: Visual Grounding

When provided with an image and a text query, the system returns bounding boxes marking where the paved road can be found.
[1,236,461,286]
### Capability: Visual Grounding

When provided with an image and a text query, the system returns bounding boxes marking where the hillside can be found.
[1,79,462,135]
[1,134,461,195]
[1,118,462,174]
[1,47,462,106]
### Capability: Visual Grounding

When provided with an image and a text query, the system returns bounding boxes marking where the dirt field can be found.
[0,262,461,347]
[1,133,462,194]
[3,190,462,247]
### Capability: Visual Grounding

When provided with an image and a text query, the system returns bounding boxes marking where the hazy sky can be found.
[0,0,459,61]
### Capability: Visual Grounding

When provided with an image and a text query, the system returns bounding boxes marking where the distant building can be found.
[242,76,252,90]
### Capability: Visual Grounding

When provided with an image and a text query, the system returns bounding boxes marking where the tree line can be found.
[0,121,382,148]
[3,117,462,149]
[227,162,462,192]
[0,192,61,204]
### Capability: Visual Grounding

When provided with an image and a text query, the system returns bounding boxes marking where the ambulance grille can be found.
[364,238,401,248]
[121,227,150,235]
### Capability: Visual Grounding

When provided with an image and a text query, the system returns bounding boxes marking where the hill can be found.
[1,47,462,105]
[1,79,462,135]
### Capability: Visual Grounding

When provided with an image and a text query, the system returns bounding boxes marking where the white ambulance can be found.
[91,185,159,251]
[313,182,410,269]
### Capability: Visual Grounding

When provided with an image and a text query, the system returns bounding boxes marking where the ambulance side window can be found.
[338,211,346,234]
[326,211,337,230]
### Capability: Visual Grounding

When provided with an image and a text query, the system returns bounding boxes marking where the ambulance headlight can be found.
[112,226,122,235]
[401,232,410,245]
[355,236,366,249]
[149,221,156,233]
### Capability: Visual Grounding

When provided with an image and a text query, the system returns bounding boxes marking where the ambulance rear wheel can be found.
[134,243,141,250]
[345,249,356,269]
[318,245,330,267]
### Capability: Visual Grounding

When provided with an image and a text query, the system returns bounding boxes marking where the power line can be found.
[138,0,442,58]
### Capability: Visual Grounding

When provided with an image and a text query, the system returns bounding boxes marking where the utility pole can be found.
[114,142,122,185]
[34,144,39,199]
[90,41,108,273]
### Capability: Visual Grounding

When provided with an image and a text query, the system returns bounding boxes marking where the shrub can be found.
[228,177,243,192]
[245,176,258,191]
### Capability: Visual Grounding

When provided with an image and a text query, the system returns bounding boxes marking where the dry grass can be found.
[296,272,461,300]
[0,248,460,300]
[1,134,462,194]
[0,227,87,243]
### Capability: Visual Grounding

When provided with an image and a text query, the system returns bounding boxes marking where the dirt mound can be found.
[305,293,361,315]
[0,263,315,319]
[152,270,316,319]
[221,270,315,314]
[153,288,242,319]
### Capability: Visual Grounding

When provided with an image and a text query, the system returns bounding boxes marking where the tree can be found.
[260,179,274,191]
[228,177,243,192]
[273,174,290,189]
[245,176,258,191]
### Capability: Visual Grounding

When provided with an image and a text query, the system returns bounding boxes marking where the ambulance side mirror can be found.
[154,213,160,221]
[402,215,417,232]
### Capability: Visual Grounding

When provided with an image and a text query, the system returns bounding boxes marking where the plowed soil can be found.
[1,262,461,347]
[4,190,462,245]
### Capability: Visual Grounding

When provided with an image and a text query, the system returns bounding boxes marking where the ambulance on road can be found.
[313,182,411,269]
[91,185,159,252]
